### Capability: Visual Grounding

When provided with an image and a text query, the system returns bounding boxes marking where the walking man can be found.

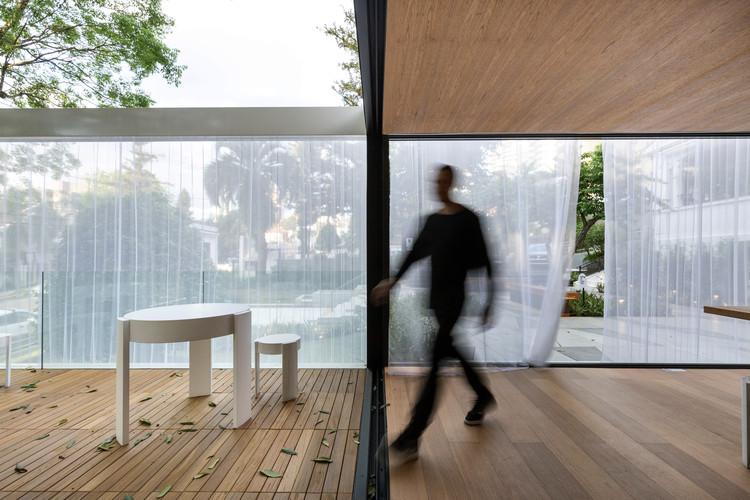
[372,164,496,464]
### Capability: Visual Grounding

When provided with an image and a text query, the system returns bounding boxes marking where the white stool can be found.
[255,334,301,402]
[1,334,12,387]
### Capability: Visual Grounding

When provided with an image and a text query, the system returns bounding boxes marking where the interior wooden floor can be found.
[0,367,363,499]
[386,367,750,500]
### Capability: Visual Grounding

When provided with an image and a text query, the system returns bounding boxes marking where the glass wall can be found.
[389,139,580,366]
[0,137,367,368]
[603,138,750,363]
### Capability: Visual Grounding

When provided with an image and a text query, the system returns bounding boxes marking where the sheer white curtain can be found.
[603,138,750,363]
[389,139,580,366]
[0,138,366,368]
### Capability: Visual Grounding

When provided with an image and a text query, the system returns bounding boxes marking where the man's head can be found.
[435,164,455,204]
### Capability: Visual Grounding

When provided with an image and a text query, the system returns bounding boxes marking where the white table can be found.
[116,303,252,445]
[704,305,750,467]
[1,334,13,387]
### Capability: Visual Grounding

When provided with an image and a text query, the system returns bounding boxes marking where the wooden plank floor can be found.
[0,367,363,499]
[386,368,750,500]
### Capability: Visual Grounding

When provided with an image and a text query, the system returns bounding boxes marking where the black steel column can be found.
[353,1,389,499]
[366,136,389,369]
[355,0,388,370]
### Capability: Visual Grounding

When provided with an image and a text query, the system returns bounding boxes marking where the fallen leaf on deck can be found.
[259,469,282,477]
[97,435,117,451]
[156,485,171,498]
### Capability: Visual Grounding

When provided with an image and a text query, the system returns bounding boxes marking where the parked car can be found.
[0,309,37,336]
[528,243,550,263]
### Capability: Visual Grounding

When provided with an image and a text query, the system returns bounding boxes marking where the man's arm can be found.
[473,214,495,325]
[371,217,431,306]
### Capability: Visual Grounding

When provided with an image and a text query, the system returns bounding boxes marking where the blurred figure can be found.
[372,164,495,465]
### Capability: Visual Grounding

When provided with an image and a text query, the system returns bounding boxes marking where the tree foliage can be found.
[55,144,209,272]
[322,8,361,106]
[0,141,81,185]
[0,0,183,108]
[204,141,298,274]
[315,223,341,253]
[1,184,63,277]
[579,220,604,262]
[575,144,604,252]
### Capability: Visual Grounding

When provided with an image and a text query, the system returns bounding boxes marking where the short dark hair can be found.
[439,164,454,183]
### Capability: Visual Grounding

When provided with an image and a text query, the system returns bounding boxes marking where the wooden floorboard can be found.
[386,367,750,500]
[0,368,364,497]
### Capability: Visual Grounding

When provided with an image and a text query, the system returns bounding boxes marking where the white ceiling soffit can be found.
[0,107,365,139]
[383,0,750,135]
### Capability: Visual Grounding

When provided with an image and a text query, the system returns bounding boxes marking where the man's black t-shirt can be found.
[395,207,492,310]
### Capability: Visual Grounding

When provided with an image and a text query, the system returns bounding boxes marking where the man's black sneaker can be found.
[390,437,419,465]
[464,392,496,426]
[464,408,485,425]
[376,435,419,466]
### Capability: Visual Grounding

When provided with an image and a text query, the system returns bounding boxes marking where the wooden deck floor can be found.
[0,367,364,499]
[386,367,750,500]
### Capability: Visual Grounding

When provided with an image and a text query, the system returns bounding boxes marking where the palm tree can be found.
[287,141,359,258]
[204,140,297,275]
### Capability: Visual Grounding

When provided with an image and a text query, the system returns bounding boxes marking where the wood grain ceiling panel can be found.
[383,0,750,135]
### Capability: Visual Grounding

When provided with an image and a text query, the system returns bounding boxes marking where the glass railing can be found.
[0,268,366,370]
[0,272,41,368]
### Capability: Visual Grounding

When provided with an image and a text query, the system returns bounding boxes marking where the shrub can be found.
[569,271,580,285]
[568,291,604,317]
[389,291,436,363]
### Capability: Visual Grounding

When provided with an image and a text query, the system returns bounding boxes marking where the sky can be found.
[142,0,354,107]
